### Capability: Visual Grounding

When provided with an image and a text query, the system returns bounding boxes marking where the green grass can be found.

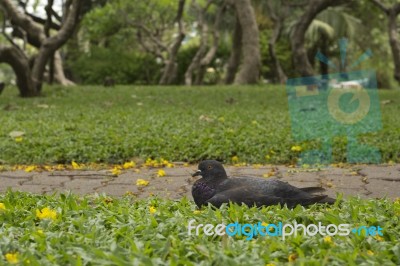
[0,191,398,265]
[0,85,399,165]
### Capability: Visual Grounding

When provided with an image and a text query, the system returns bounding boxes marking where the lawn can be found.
[0,85,399,165]
[0,86,399,265]
[0,192,398,265]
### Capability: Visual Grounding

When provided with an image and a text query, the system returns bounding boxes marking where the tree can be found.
[264,0,288,84]
[0,0,83,97]
[184,0,226,85]
[371,0,400,83]
[125,0,186,85]
[224,16,241,84]
[301,6,361,75]
[230,0,261,84]
[290,0,350,77]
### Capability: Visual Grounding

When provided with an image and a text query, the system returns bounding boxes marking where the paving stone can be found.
[365,179,400,198]
[24,174,70,186]
[359,165,400,180]
[0,164,399,199]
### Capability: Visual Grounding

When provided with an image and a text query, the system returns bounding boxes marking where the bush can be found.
[68,48,161,85]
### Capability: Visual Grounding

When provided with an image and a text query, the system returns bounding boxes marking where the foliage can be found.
[0,191,398,265]
[176,42,231,85]
[0,85,398,165]
[68,48,160,85]
[259,30,294,82]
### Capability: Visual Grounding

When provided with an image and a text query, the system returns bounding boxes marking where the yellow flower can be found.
[375,235,384,242]
[44,165,53,171]
[157,169,166,177]
[367,250,374,256]
[266,264,275,266]
[36,207,57,220]
[149,206,156,214]
[71,161,81,170]
[251,120,258,125]
[291,145,302,152]
[231,156,239,163]
[15,137,23,142]
[324,236,333,244]
[193,210,202,214]
[5,253,19,264]
[25,165,36,172]
[265,155,271,160]
[288,253,297,262]
[166,163,174,168]
[37,229,44,236]
[263,172,275,178]
[394,198,400,205]
[261,222,274,232]
[123,161,136,169]
[0,203,6,211]
[111,167,122,176]
[183,163,189,167]
[136,179,149,187]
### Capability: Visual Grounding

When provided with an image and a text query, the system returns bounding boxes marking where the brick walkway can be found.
[1,164,399,199]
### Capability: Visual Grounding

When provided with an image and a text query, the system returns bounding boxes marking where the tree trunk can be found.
[268,19,287,84]
[266,0,288,84]
[388,10,400,82]
[31,0,82,92]
[184,22,208,86]
[195,3,226,85]
[233,0,261,84]
[184,0,217,86]
[290,0,347,77]
[53,51,75,86]
[225,17,242,84]
[319,37,329,76]
[0,0,81,96]
[371,1,400,83]
[0,45,36,97]
[159,0,186,85]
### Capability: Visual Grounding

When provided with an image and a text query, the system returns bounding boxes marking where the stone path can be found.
[1,164,399,199]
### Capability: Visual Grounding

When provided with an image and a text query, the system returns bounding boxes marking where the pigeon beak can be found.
[192,170,202,177]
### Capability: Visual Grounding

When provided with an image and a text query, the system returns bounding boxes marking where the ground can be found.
[1,163,399,199]
[0,85,399,265]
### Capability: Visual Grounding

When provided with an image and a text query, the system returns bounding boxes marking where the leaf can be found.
[9,131,25,138]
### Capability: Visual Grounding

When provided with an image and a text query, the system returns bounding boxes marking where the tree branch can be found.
[1,13,22,51]
[24,11,61,30]
[200,2,227,66]
[31,0,82,88]
[133,23,168,52]
[370,0,389,14]
[0,0,46,46]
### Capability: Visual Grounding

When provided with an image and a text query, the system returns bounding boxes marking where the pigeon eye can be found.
[207,165,212,169]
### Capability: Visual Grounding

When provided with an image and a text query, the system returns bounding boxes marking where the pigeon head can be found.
[192,160,227,180]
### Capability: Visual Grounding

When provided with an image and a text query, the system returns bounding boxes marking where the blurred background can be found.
[1,0,399,97]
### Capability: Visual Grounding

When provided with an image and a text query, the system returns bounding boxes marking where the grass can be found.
[1,86,399,265]
[0,85,399,165]
[0,191,398,265]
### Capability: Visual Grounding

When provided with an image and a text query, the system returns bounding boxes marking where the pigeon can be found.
[191,160,335,208]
